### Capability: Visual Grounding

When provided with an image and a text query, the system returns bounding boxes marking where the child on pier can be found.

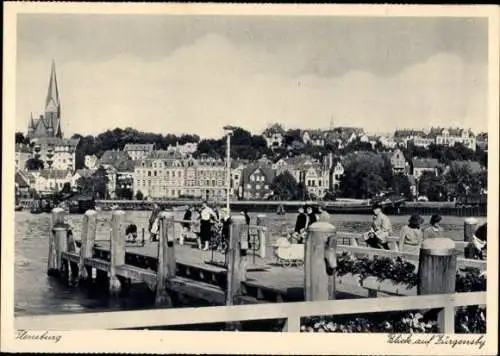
[199,201,217,251]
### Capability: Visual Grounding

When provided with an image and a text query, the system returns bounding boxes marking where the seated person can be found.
[466,223,487,260]
[364,203,392,250]
[125,224,138,242]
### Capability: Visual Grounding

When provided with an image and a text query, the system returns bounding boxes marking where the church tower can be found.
[44,60,62,138]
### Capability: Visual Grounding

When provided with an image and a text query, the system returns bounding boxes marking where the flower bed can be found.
[300,253,487,333]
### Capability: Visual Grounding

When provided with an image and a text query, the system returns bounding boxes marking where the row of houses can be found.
[262,124,488,152]
[16,143,485,201]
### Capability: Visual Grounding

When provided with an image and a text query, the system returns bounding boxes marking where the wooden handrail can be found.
[15,291,485,332]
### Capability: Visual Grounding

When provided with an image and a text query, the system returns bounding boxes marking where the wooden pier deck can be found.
[70,240,370,303]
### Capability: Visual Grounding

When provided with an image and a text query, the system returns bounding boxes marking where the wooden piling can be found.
[47,208,67,276]
[304,221,336,301]
[256,214,267,258]
[78,210,97,283]
[464,217,479,259]
[225,215,247,331]
[156,211,176,306]
[324,226,337,300]
[109,210,125,295]
[417,238,457,333]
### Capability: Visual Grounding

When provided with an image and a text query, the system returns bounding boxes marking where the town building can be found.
[262,123,285,149]
[84,154,98,169]
[302,130,325,146]
[26,61,79,172]
[241,163,275,200]
[15,144,32,171]
[412,158,440,179]
[15,171,32,198]
[389,149,409,175]
[167,142,198,156]
[31,137,79,171]
[31,169,73,194]
[476,132,487,151]
[123,143,155,161]
[428,127,476,151]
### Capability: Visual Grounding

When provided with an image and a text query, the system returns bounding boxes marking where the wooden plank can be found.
[15,292,486,330]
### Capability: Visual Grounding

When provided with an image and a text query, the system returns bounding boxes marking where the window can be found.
[154,171,157,176]
[256,184,261,190]
[148,171,151,176]
[250,175,255,182]
[264,184,269,189]
[246,184,251,189]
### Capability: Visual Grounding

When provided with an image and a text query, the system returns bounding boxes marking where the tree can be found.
[444,161,484,198]
[115,187,133,200]
[75,167,108,199]
[339,152,388,199]
[136,190,144,200]
[270,171,305,200]
[391,174,412,199]
[15,132,30,145]
[25,157,44,171]
[417,171,448,201]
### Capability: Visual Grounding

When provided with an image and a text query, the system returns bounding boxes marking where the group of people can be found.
[292,203,331,243]
[145,202,251,251]
[367,203,487,260]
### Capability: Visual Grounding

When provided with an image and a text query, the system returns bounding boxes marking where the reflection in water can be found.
[15,210,472,318]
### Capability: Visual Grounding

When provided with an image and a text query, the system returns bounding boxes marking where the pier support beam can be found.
[256,214,267,258]
[78,210,97,284]
[225,215,247,331]
[109,210,125,296]
[304,221,336,301]
[417,238,457,333]
[463,217,479,259]
[156,211,176,306]
[47,208,67,277]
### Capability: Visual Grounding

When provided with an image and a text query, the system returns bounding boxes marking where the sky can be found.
[16,14,489,139]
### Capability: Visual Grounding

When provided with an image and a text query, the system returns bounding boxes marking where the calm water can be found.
[14,210,480,317]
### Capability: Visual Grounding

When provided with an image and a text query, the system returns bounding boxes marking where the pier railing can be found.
[15,291,486,332]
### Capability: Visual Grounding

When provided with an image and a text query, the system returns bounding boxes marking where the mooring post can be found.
[155,211,176,306]
[47,208,67,276]
[225,215,247,331]
[417,238,457,333]
[324,225,337,300]
[109,210,125,295]
[304,221,336,301]
[78,209,97,284]
[256,214,267,258]
[463,217,479,259]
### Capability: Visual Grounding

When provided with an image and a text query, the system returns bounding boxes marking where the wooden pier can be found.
[39,207,487,332]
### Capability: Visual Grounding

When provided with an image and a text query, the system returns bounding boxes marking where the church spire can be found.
[45,60,60,113]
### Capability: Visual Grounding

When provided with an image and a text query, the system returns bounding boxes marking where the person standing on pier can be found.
[179,206,193,245]
[306,205,317,228]
[294,206,308,243]
[364,203,392,249]
[423,214,443,240]
[199,201,217,251]
[148,203,161,242]
[399,214,423,253]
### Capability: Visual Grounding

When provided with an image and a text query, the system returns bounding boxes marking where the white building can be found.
[123,143,155,161]
[167,142,198,156]
[15,144,32,171]
[31,137,79,172]
[262,123,285,149]
[32,169,73,194]
[84,154,98,169]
